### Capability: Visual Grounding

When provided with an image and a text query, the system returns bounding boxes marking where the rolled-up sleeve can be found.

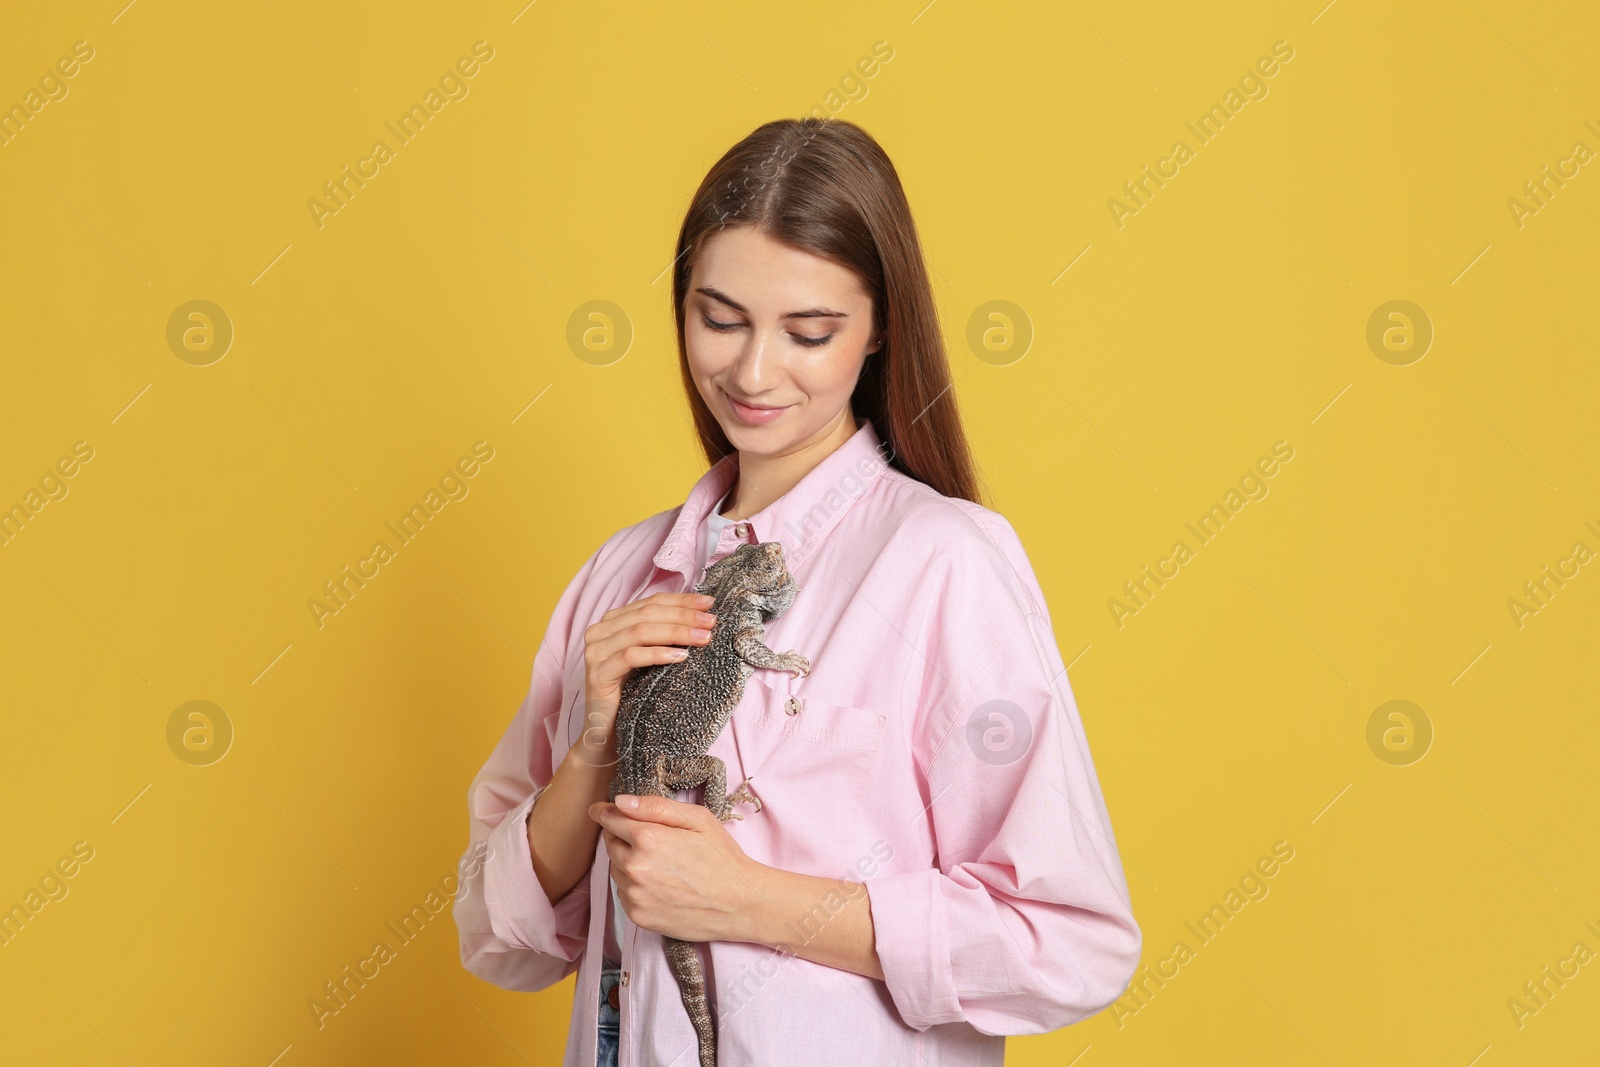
[865,508,1142,1034]
[454,545,601,993]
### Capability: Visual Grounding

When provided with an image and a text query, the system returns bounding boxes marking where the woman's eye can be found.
[699,312,832,348]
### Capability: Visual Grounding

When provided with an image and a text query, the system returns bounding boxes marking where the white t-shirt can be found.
[604,492,738,961]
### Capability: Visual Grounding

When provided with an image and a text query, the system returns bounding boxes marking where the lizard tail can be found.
[664,934,716,1067]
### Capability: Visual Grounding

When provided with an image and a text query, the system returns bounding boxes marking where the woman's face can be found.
[684,226,881,456]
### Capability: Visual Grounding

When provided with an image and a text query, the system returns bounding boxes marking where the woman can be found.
[454,117,1140,1067]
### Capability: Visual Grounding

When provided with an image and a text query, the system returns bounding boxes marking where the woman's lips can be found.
[725,390,793,426]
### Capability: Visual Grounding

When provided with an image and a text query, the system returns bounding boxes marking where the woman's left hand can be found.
[589,794,767,943]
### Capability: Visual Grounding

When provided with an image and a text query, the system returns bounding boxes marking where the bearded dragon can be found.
[607,539,811,1067]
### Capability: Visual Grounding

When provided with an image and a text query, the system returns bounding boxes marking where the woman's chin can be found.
[720,422,777,453]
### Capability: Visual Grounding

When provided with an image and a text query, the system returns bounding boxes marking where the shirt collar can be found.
[652,416,890,584]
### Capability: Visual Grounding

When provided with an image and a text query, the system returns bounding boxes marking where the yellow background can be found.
[1,0,1596,1064]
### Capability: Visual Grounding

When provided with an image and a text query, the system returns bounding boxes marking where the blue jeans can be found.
[597,958,622,1067]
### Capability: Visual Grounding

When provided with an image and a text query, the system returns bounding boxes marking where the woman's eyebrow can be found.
[696,286,849,320]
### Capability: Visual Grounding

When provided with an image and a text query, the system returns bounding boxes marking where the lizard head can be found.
[698,540,800,619]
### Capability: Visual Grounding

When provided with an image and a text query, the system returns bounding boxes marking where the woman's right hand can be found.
[580,589,718,733]
[531,590,719,902]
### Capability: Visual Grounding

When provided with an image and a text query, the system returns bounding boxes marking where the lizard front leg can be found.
[731,625,810,678]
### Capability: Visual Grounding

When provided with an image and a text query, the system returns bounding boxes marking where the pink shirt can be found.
[454,416,1141,1066]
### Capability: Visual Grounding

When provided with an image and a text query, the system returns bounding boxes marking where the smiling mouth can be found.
[725,391,787,411]
[724,389,793,424]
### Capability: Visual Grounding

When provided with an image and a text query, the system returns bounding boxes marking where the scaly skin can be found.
[608,540,810,1067]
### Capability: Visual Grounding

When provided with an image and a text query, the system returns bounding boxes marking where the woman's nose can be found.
[730,332,779,390]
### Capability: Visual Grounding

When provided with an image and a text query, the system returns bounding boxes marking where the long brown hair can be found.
[671,116,985,507]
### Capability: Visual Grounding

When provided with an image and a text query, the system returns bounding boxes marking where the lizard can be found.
[607,539,811,1067]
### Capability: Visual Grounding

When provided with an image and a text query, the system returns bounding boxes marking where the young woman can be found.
[455,117,1140,1067]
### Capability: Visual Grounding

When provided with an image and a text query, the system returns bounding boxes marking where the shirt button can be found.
[785,697,802,715]
[620,971,630,986]
[607,983,621,1009]
[734,522,749,537]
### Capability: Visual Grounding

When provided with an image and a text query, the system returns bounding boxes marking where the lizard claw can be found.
[778,651,811,679]
[726,779,763,817]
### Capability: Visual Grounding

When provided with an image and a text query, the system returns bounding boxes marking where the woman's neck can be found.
[719,409,857,521]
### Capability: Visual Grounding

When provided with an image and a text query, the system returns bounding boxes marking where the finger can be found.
[609,605,720,643]
[584,619,719,680]
[599,592,716,624]
[586,643,707,705]
[589,802,642,846]
[601,828,633,864]
[585,643,703,701]
[585,610,719,663]
[615,794,704,830]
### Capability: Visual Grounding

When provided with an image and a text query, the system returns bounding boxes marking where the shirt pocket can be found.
[734,670,887,814]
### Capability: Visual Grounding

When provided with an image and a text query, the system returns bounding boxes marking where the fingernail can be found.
[691,628,712,640]
[617,795,639,810]
[696,594,715,605]
[697,612,717,625]
[668,648,689,659]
